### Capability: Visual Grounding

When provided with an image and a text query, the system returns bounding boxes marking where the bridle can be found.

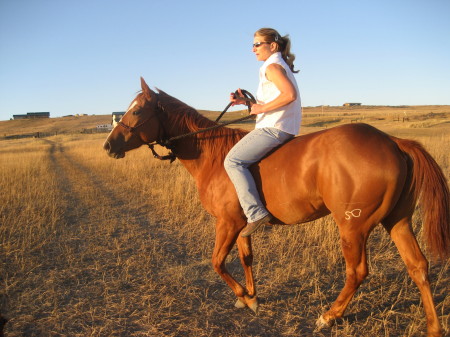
[117,118,153,134]
[117,100,158,134]
[117,90,256,163]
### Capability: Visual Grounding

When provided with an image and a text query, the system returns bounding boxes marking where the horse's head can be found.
[104,77,162,159]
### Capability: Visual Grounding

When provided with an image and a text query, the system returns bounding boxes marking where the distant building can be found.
[343,103,362,107]
[97,124,113,131]
[112,112,125,127]
[12,114,28,120]
[13,112,50,120]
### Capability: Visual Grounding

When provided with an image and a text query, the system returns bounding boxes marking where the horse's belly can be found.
[264,192,329,225]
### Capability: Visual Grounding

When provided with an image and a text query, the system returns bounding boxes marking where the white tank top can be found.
[255,52,302,135]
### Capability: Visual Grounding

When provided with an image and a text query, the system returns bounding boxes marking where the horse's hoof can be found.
[235,296,259,314]
[314,315,334,332]
[248,297,259,314]
[235,298,246,309]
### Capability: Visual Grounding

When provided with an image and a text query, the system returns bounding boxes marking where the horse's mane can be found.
[156,90,248,161]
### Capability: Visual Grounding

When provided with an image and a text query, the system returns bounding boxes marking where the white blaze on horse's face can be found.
[126,100,138,113]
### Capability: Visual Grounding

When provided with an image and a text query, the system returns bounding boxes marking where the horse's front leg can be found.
[211,219,258,313]
[235,235,259,313]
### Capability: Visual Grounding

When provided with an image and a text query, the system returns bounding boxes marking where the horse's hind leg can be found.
[383,217,442,337]
[316,226,369,330]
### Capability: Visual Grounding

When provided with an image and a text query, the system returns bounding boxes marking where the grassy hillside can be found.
[1,105,449,139]
[0,115,112,138]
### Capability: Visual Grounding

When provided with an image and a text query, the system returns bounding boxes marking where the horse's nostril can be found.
[103,140,111,152]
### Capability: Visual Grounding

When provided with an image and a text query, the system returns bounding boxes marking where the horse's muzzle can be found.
[103,140,125,159]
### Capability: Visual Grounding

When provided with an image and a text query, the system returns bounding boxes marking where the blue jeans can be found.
[224,127,294,223]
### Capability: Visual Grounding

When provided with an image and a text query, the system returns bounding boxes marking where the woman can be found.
[224,27,302,237]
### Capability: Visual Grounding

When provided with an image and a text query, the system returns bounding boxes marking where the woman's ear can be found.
[270,42,279,52]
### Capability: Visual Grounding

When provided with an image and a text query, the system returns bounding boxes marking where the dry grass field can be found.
[0,105,449,336]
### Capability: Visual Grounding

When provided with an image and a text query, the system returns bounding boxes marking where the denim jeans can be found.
[224,127,294,223]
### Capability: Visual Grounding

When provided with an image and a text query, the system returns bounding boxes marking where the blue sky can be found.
[0,0,449,120]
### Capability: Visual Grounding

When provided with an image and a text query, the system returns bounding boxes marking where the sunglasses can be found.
[252,42,270,48]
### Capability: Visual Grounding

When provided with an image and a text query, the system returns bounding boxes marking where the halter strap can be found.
[117,100,156,133]
[117,118,150,133]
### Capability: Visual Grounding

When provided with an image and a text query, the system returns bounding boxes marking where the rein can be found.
[148,90,256,162]
[214,89,256,123]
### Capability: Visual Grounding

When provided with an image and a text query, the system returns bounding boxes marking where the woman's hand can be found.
[250,104,265,115]
[230,88,247,106]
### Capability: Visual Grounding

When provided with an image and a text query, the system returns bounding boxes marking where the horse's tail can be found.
[391,137,450,260]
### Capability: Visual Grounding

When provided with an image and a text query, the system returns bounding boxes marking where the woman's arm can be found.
[251,63,297,115]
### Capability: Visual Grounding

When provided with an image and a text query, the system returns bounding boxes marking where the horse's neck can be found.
[172,138,215,182]
[163,111,208,175]
[164,110,242,179]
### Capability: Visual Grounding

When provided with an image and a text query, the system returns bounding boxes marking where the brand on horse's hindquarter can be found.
[345,209,362,220]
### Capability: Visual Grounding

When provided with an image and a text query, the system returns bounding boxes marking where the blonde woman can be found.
[224,27,302,237]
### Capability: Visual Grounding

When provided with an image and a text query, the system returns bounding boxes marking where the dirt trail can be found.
[4,139,164,336]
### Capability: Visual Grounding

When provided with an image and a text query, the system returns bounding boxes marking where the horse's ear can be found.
[140,77,155,100]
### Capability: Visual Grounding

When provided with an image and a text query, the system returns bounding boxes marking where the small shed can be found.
[112,112,125,127]
[97,124,113,131]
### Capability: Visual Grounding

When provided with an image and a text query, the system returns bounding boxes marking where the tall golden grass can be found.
[0,112,449,336]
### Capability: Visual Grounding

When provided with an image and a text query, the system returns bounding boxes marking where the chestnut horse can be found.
[104,78,449,336]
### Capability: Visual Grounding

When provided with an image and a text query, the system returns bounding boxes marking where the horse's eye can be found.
[133,110,141,116]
